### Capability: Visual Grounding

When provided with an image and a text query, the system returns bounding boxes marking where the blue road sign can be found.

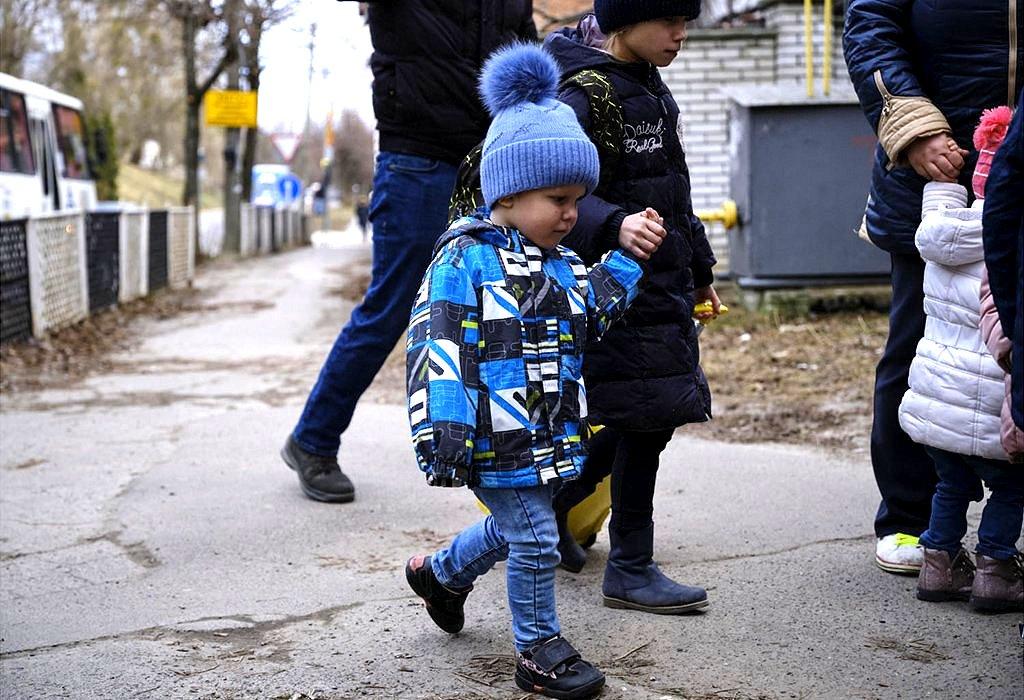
[278,174,302,202]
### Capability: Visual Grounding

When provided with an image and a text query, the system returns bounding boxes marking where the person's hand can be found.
[693,284,721,321]
[618,208,666,260]
[905,133,969,182]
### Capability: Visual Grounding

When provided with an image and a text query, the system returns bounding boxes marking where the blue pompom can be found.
[479,43,560,116]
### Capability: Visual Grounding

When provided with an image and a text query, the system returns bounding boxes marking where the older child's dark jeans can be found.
[919,446,1024,561]
[292,152,457,457]
[556,427,674,533]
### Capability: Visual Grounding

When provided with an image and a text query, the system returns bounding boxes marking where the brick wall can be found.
[661,4,849,274]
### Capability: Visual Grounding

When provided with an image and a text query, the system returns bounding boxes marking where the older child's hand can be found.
[619,208,666,260]
[693,284,721,321]
[905,133,969,182]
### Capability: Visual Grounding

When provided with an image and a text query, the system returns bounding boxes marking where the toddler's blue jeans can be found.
[920,446,1024,560]
[432,484,561,652]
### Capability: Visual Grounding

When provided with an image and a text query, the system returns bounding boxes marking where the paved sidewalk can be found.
[1,242,1021,699]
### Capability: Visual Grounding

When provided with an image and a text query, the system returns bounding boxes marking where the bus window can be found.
[0,89,35,174]
[52,104,89,179]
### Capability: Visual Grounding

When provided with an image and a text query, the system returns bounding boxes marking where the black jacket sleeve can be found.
[557,85,628,263]
[982,94,1024,339]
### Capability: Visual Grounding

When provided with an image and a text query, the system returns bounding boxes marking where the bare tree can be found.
[330,110,374,203]
[164,0,238,208]
[240,0,295,202]
[0,0,51,75]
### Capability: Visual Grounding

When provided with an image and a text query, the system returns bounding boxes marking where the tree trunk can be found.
[222,0,242,253]
[241,60,260,203]
[183,10,199,208]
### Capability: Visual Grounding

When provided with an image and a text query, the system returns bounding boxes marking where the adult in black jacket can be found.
[844,0,1021,573]
[282,1,536,503]
[982,92,1024,433]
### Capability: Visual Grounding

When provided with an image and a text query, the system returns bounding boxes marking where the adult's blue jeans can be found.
[293,152,457,457]
[872,252,938,537]
[920,447,1024,561]
[431,485,561,651]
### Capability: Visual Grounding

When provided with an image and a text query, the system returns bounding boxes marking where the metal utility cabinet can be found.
[723,85,890,288]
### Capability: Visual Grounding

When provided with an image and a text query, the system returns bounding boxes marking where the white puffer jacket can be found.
[898,201,1009,461]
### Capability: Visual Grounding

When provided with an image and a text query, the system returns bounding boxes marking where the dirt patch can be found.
[687,289,888,451]
[343,267,889,452]
[0,287,204,394]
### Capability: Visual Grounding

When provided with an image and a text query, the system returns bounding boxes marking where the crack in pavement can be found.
[0,601,376,658]
[686,533,875,567]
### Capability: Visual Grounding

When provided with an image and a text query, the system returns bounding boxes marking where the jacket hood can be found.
[543,15,608,75]
[433,212,520,256]
[914,201,985,267]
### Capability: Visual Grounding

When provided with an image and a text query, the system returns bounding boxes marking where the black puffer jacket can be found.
[843,0,1022,254]
[544,18,716,431]
[359,0,536,164]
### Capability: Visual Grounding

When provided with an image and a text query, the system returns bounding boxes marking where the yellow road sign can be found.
[204,90,258,128]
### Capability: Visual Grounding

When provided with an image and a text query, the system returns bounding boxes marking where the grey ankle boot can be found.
[602,524,708,614]
[916,548,975,602]
[970,553,1023,613]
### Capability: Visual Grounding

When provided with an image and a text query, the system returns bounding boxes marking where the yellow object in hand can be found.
[693,300,729,323]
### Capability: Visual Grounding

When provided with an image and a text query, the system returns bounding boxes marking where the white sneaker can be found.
[875,533,924,575]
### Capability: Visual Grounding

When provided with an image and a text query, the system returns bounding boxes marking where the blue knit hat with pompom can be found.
[478,43,599,206]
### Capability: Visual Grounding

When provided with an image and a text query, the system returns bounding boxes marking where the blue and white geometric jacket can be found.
[407,213,643,489]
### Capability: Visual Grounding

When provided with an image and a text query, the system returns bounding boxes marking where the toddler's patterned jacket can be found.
[407,213,643,489]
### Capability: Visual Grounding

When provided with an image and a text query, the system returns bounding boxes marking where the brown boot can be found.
[916,548,975,602]
[970,554,1024,613]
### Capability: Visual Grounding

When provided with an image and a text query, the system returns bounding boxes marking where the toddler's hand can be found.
[619,208,666,260]
[905,133,969,182]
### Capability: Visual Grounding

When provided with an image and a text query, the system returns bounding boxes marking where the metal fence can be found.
[167,207,194,289]
[1,202,310,344]
[119,208,149,302]
[86,212,120,312]
[26,211,89,336]
[0,218,32,343]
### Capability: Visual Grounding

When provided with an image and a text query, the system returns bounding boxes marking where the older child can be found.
[404,44,663,699]
[543,1,718,613]
[898,107,1023,613]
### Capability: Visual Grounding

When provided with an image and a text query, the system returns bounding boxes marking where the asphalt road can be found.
[1,230,1021,699]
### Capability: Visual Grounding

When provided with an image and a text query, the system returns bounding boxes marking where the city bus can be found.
[0,72,96,218]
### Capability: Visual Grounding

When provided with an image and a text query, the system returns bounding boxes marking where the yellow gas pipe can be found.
[695,199,739,230]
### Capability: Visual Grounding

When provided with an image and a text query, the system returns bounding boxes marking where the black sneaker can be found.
[280,435,355,503]
[405,554,471,633]
[515,636,605,700]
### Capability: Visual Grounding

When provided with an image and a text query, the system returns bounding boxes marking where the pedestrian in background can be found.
[281,1,536,503]
[543,0,719,615]
[355,195,369,242]
[898,106,1023,613]
[843,0,1021,575]
[404,44,660,699]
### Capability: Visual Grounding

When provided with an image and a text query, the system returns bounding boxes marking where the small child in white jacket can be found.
[898,107,1023,614]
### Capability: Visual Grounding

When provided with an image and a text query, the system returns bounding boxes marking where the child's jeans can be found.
[431,484,560,651]
[920,446,1024,560]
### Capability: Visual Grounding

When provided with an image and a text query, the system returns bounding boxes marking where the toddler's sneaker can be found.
[405,554,471,633]
[514,636,605,700]
[916,548,975,602]
[875,533,924,574]
[970,553,1024,613]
